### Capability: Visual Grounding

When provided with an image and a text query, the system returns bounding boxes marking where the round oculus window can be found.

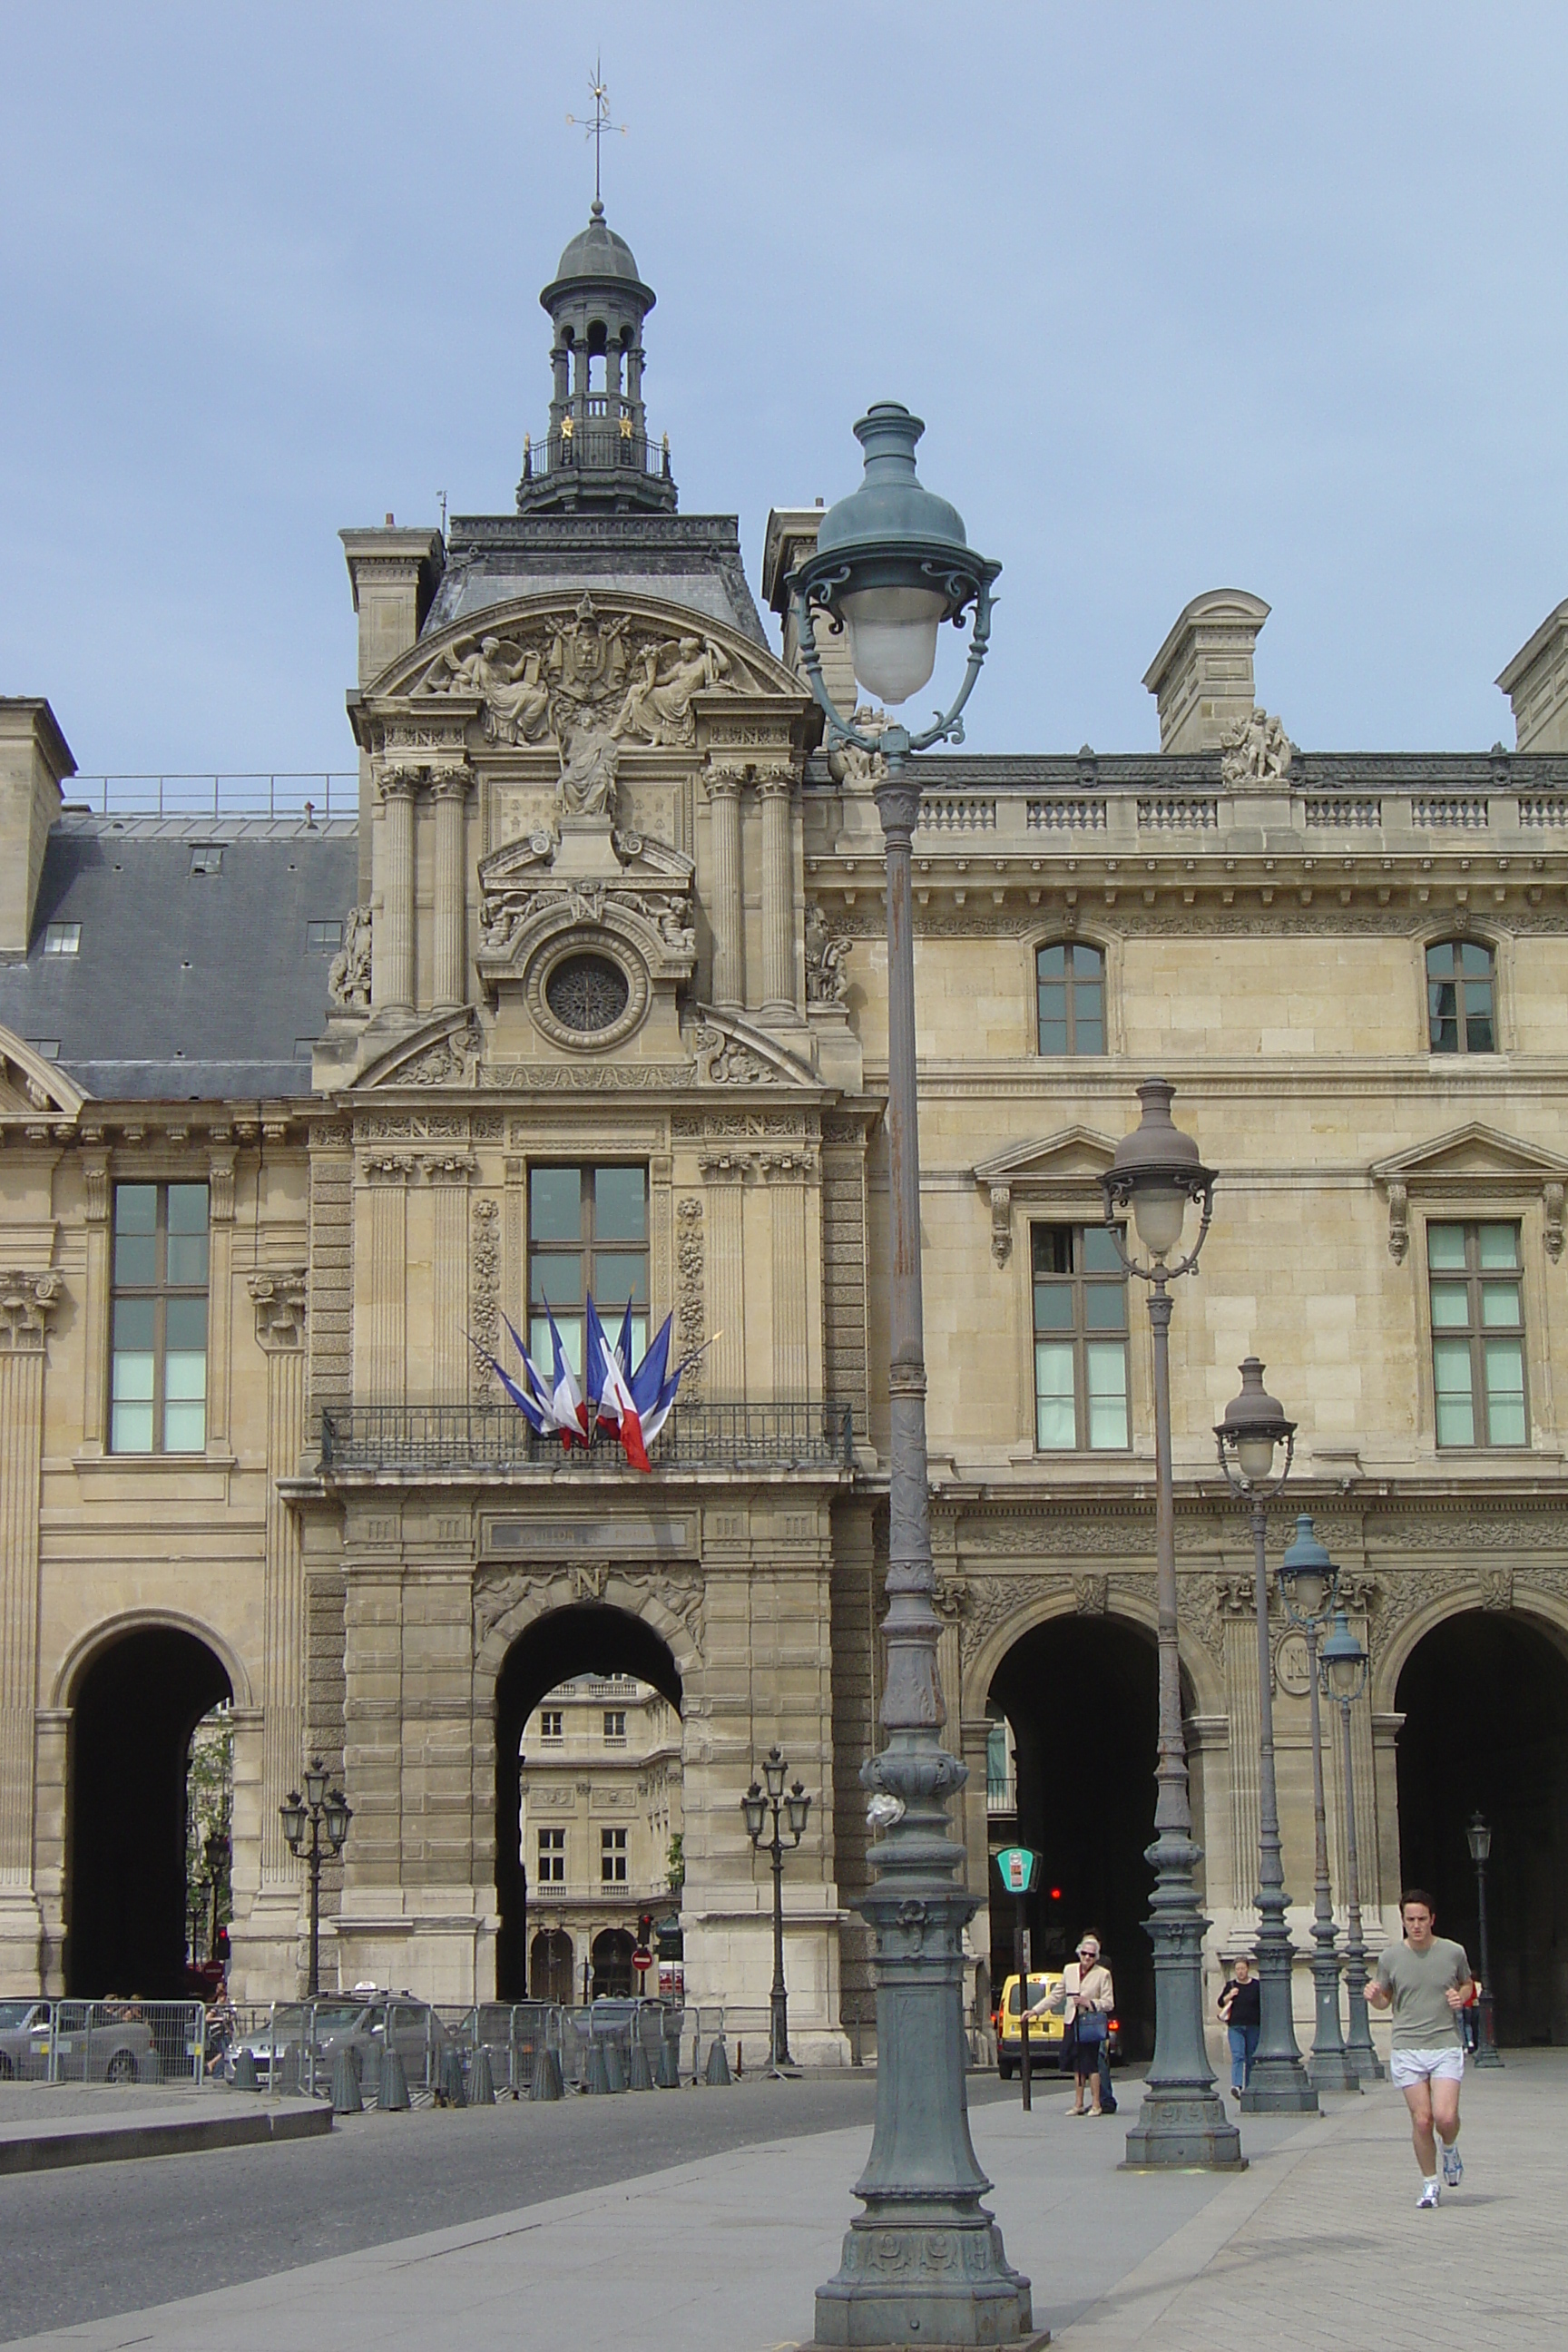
[544,951,631,1034]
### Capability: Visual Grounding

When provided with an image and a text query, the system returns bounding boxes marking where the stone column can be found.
[765,1154,809,1400]
[376,769,418,1015]
[701,1157,747,1401]
[248,1275,308,1889]
[361,1158,411,1406]
[0,1272,63,1984]
[705,767,744,1011]
[758,766,796,1022]
[426,1156,474,1403]
[430,769,471,1012]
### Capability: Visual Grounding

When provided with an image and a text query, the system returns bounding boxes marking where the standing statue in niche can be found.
[612,635,731,748]
[328,906,374,1010]
[554,718,622,822]
[805,902,851,1005]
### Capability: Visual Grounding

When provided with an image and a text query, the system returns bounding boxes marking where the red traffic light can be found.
[1049,1886,1063,1901]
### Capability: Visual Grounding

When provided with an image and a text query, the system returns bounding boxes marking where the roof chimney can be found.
[1143,589,1270,752]
[0,700,74,956]
[1497,598,1568,752]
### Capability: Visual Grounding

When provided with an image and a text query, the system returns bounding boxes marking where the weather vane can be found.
[565,57,626,211]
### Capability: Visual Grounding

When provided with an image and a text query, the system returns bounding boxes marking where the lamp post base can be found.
[799,2336,1051,2352]
[1305,2049,1361,2093]
[1122,2090,1246,2171]
[1240,2066,1320,2115]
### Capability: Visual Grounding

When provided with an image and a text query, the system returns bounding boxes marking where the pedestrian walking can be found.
[1217,1955,1261,2097]
[1367,1889,1477,2210]
[1031,1934,1114,2117]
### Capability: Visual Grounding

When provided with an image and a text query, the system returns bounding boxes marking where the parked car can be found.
[995,1972,1122,2079]
[225,1993,447,2091]
[0,1999,155,2083]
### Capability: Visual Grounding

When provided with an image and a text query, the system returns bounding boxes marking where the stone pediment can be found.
[352,1012,483,1092]
[1371,1122,1568,1262]
[0,1025,85,1130]
[688,1008,816,1090]
[368,590,808,752]
[972,1126,1118,1266]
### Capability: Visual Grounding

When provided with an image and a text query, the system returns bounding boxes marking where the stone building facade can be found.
[2,202,1567,2053]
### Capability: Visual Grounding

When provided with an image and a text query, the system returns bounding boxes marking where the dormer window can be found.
[1426,940,1494,1054]
[190,846,222,876]
[44,923,80,956]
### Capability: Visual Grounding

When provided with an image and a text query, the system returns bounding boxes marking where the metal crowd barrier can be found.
[19,2000,208,2087]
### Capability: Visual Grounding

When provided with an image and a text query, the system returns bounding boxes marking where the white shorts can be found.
[1390,2046,1465,2089]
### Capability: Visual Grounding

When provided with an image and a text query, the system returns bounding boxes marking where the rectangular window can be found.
[189,846,222,876]
[1428,1221,1526,1448]
[110,1181,210,1455]
[1032,1225,1129,1452]
[600,1827,628,1884]
[44,922,81,956]
[529,1165,649,1377]
[536,1828,566,1883]
[1035,942,1105,1055]
[539,1710,564,1743]
[1426,941,1495,1054]
[603,1710,627,1745]
[307,919,342,951]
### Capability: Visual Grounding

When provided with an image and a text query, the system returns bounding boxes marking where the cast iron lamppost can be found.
[742,1745,812,2072]
[1277,1514,1357,2092]
[1465,1812,1503,2067]
[1214,1361,1318,2114]
[203,1821,230,1972]
[1101,1078,1240,2170]
[1318,1612,1383,2080]
[791,407,1044,2351]
[279,1760,351,1998]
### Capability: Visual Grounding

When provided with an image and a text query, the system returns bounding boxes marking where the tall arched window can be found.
[1036,942,1104,1055]
[1426,940,1495,1054]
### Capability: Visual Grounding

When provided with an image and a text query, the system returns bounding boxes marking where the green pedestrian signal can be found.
[995,1845,1041,1896]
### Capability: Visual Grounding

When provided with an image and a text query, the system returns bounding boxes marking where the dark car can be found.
[225,1994,447,2092]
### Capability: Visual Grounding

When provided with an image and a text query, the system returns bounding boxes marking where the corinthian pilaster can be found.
[0,1271,64,1982]
[248,1273,307,1887]
[705,767,744,1011]
[758,766,797,1022]
[430,769,472,1011]
[376,769,419,1014]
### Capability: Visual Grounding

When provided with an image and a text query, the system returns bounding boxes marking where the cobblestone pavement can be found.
[1053,2053,1568,2352]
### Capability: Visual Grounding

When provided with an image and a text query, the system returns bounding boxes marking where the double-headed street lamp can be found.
[742,1745,812,2072]
[1318,1612,1383,2081]
[791,408,1043,2352]
[1277,1515,1358,2092]
[280,1759,351,1998]
[1215,1362,1318,2114]
[1465,1812,1503,2067]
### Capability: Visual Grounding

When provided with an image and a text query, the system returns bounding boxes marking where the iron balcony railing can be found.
[319,1399,854,1476]
[521,421,671,485]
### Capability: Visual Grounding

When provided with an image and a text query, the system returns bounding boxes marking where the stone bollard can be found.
[331,2043,363,2115]
[231,2047,259,2093]
[627,2036,654,2092]
[379,2046,412,2110]
[703,2036,732,2087]
[655,2035,681,2090]
[584,2041,611,2095]
[603,2040,628,2094]
[469,2045,497,2106]
[529,2045,564,2101]
[436,2046,466,2108]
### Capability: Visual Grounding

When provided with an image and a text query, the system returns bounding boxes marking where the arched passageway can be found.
[988,1615,1199,2059]
[67,1627,232,1998]
[593,1927,635,1998]
[494,1603,682,2002]
[1396,1610,1568,2045]
[531,1926,574,2003]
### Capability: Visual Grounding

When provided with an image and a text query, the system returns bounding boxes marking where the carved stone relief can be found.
[475,1563,706,1657]
[470,1198,500,1401]
[248,1270,307,1351]
[1219,707,1293,789]
[0,1270,64,1352]
[805,902,851,1006]
[327,907,373,1012]
[676,1196,705,1403]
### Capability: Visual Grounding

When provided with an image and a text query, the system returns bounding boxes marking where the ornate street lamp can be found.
[1277,1515,1358,2092]
[1318,1612,1382,2080]
[791,409,1041,2352]
[741,1744,813,2072]
[280,1759,352,1998]
[1465,1812,1503,2068]
[203,1821,230,1971]
[1215,1361,1318,2114]
[1102,1079,1240,2170]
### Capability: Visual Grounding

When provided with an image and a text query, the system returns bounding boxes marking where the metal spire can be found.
[565,56,626,214]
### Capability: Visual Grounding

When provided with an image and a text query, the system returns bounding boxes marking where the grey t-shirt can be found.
[1373,1935,1473,2048]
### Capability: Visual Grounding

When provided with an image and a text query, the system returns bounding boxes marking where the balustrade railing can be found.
[319,1399,855,1475]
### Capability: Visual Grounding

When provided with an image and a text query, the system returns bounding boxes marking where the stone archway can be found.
[491,1602,683,2003]
[66,1625,232,1997]
[1395,1607,1568,2045]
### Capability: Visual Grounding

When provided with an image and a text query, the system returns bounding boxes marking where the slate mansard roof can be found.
[0,813,358,1100]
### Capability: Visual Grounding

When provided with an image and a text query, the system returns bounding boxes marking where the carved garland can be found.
[676,1196,705,1402]
[470,1198,501,1401]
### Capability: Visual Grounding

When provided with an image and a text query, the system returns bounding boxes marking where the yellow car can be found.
[995,1972,1067,2078]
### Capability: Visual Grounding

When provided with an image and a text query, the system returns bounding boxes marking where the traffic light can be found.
[637,1912,653,1945]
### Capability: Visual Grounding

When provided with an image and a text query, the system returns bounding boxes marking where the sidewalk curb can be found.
[0,2102,332,2175]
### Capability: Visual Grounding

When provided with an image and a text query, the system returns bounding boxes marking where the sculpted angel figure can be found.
[427,636,551,745]
[327,905,373,1011]
[612,635,730,747]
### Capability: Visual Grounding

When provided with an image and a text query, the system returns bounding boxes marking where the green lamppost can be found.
[280,1759,352,1999]
[741,1745,812,2072]
[791,407,1043,2351]
[1319,1612,1383,2081]
[1277,1515,1359,2093]
[1102,1079,1241,2170]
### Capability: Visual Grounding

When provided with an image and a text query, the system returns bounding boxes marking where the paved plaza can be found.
[2,2057,1562,2350]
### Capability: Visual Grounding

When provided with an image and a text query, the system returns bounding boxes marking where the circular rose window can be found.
[544,951,631,1034]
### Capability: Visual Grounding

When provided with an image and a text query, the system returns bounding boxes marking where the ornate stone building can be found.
[2,203,1567,2053]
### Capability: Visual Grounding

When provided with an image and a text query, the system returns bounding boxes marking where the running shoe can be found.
[1417,2180,1441,2210]
[1442,2144,1464,2189]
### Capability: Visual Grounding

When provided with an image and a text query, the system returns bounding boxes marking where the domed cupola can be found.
[516,200,677,514]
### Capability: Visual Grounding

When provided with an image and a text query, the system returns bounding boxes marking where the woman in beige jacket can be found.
[1030,1934,1115,2116]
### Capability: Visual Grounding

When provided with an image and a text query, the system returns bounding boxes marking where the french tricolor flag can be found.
[596,1326,652,1474]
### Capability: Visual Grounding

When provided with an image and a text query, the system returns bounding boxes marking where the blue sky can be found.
[3,3,1565,775]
